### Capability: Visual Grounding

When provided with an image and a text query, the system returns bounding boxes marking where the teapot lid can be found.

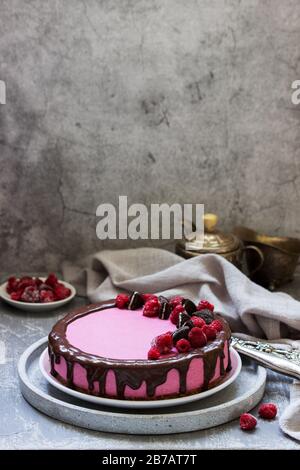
[201,214,240,253]
[178,213,240,254]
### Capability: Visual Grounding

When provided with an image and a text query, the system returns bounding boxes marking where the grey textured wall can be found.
[1,0,299,271]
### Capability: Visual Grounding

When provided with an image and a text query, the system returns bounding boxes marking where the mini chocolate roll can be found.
[158,300,172,320]
[128,291,144,310]
[193,308,214,324]
[158,295,169,304]
[177,312,191,328]
[173,326,190,344]
[184,319,195,329]
[182,299,197,315]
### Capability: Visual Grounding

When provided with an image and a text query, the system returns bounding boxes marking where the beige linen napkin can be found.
[62,248,300,440]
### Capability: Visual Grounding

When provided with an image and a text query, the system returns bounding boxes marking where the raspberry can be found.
[54,284,71,300]
[154,332,173,354]
[18,276,35,291]
[10,290,23,301]
[239,413,257,431]
[210,319,223,332]
[170,304,185,325]
[6,276,19,293]
[142,293,158,303]
[191,316,205,328]
[202,324,217,341]
[176,338,191,353]
[188,327,207,348]
[258,403,277,420]
[39,283,52,291]
[148,346,160,360]
[21,286,40,303]
[197,300,214,312]
[40,290,55,303]
[35,277,43,288]
[115,294,130,309]
[143,298,160,317]
[45,273,58,288]
[169,296,184,309]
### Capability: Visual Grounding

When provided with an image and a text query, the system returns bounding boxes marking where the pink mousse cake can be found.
[48,293,231,400]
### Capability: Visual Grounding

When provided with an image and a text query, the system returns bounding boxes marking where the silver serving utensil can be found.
[231,336,300,380]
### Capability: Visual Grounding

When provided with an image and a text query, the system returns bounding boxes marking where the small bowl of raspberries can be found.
[0,273,76,311]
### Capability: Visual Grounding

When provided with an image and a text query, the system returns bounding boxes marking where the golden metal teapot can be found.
[176,214,263,275]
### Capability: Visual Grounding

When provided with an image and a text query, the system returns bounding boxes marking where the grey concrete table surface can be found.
[0,272,300,450]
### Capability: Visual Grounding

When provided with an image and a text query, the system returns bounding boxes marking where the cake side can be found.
[48,295,231,400]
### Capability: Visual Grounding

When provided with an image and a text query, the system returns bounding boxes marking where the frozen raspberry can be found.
[175,338,191,353]
[202,324,217,341]
[115,293,130,309]
[239,413,257,431]
[142,293,158,303]
[10,290,23,301]
[143,298,160,317]
[18,276,35,291]
[188,327,207,348]
[170,304,185,325]
[6,276,19,293]
[210,319,223,332]
[169,296,184,309]
[40,290,55,303]
[148,346,160,360]
[197,300,214,312]
[45,273,58,288]
[191,316,206,328]
[34,277,43,288]
[39,283,52,291]
[53,284,71,300]
[21,286,40,303]
[258,403,277,420]
[154,332,173,354]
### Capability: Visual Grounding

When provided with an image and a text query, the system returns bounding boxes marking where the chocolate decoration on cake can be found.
[184,319,195,329]
[48,299,231,400]
[158,295,169,304]
[158,296,171,319]
[128,291,144,310]
[193,309,214,324]
[177,312,191,328]
[182,299,197,315]
[173,325,190,343]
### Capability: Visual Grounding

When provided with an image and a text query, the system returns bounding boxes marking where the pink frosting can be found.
[52,306,230,399]
[66,307,176,360]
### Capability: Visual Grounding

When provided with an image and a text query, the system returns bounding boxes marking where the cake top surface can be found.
[50,293,230,366]
[66,306,176,360]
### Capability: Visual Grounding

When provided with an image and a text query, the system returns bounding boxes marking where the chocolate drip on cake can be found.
[66,361,74,388]
[48,300,231,400]
[86,366,97,392]
[226,340,232,372]
[219,349,225,376]
[98,370,108,395]
[48,346,57,378]
[202,349,220,390]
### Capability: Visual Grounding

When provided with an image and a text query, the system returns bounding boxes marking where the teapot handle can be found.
[242,245,264,276]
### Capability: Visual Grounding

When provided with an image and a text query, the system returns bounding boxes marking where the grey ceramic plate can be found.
[18,337,266,435]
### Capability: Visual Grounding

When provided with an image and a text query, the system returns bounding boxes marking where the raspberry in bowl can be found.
[0,273,76,311]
